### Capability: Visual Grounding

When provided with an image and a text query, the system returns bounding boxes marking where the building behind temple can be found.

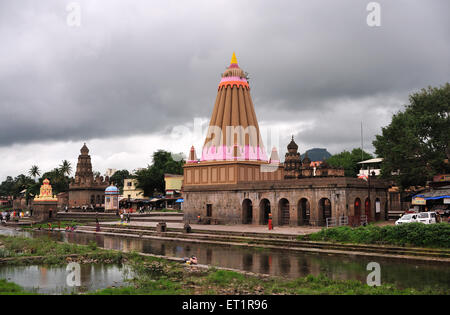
[182,53,388,226]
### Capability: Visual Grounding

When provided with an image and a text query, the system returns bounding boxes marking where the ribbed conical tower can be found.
[201,53,267,162]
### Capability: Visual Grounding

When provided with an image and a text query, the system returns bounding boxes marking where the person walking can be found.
[96,218,100,232]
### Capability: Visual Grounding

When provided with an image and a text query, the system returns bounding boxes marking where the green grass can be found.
[0,235,125,265]
[153,208,182,213]
[91,266,448,295]
[0,279,36,295]
[299,223,450,248]
[22,221,84,230]
[1,235,447,295]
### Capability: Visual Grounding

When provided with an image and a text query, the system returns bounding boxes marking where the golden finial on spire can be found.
[230,52,238,64]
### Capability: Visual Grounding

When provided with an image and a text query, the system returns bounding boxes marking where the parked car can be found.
[395,213,418,225]
[417,211,437,224]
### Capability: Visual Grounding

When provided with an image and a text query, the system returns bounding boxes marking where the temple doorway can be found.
[259,199,271,225]
[354,198,361,225]
[297,198,310,225]
[278,198,290,225]
[242,199,253,224]
[365,198,371,221]
[319,198,332,226]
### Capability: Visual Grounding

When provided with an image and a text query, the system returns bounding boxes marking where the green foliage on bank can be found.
[300,223,450,248]
[21,221,84,230]
[0,279,36,295]
[373,83,450,189]
[135,150,184,197]
[93,267,447,295]
[326,148,373,177]
[1,235,448,295]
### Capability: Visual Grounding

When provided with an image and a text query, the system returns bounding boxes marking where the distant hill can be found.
[300,148,332,161]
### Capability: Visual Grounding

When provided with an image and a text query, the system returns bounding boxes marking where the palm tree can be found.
[29,165,40,182]
[59,160,72,177]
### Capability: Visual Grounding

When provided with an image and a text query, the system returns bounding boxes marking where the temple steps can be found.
[75,224,450,261]
[54,212,183,223]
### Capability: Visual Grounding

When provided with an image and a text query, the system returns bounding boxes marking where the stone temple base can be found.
[32,201,58,222]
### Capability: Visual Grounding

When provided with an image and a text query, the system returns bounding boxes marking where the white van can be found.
[417,212,437,224]
[395,213,418,225]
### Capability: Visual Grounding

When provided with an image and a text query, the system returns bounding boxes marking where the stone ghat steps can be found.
[54,212,183,222]
[76,225,450,260]
[122,217,183,223]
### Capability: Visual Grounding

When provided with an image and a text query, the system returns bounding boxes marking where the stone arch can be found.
[318,198,332,226]
[354,198,362,216]
[354,198,362,226]
[297,198,310,225]
[278,198,290,225]
[242,199,253,224]
[259,199,271,225]
[365,197,371,221]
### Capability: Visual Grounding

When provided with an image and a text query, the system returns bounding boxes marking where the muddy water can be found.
[1,227,449,291]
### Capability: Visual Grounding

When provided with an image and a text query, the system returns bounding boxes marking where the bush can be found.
[304,223,450,248]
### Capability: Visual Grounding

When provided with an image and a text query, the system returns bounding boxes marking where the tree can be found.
[109,169,131,193]
[59,160,72,177]
[327,148,373,177]
[373,83,450,189]
[40,168,70,195]
[10,174,37,202]
[0,176,15,197]
[29,165,40,181]
[135,150,184,197]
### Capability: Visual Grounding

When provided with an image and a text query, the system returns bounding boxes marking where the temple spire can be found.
[201,53,267,162]
[230,52,238,65]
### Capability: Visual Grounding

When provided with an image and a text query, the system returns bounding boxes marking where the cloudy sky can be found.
[0,0,448,181]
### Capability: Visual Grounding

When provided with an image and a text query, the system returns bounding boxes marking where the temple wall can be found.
[32,201,58,222]
[68,188,106,208]
[183,178,388,226]
[184,161,284,186]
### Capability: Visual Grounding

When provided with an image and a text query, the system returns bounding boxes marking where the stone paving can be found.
[102,220,323,235]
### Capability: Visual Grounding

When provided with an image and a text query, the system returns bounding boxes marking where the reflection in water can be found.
[1,227,449,291]
[206,249,212,265]
[0,264,128,294]
[260,255,270,274]
[243,254,253,272]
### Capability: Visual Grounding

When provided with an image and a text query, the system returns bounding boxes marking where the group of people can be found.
[1,210,30,223]
[65,224,78,232]
[119,211,131,224]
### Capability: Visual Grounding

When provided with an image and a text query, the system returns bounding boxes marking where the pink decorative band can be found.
[201,145,268,162]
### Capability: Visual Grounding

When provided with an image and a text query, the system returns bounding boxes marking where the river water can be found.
[1,227,449,292]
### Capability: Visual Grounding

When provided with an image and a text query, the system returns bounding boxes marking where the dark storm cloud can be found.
[0,0,448,149]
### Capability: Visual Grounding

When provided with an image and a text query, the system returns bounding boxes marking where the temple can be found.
[34,179,58,201]
[32,179,58,221]
[67,143,109,209]
[182,53,388,226]
[201,52,267,162]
